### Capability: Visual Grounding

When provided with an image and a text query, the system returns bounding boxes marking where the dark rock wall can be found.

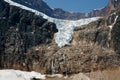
[76,19,110,48]
[0,1,58,69]
[111,15,120,54]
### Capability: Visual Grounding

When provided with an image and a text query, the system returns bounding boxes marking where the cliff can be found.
[0,0,58,69]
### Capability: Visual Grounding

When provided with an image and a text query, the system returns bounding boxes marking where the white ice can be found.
[0,69,46,80]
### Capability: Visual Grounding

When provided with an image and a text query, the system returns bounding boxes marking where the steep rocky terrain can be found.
[0,0,58,69]
[24,14,120,74]
[0,0,120,79]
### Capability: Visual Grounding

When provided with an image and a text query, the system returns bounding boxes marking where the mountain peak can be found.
[8,0,119,20]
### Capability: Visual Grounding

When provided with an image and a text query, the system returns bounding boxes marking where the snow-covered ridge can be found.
[0,69,46,80]
[4,0,101,47]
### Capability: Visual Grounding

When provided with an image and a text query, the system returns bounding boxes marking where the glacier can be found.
[4,0,101,47]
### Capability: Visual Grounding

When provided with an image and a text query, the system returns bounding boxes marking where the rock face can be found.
[111,15,120,54]
[10,0,120,20]
[0,0,120,76]
[0,0,58,69]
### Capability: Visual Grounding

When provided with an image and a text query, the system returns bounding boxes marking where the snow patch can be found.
[114,16,118,25]
[93,7,104,11]
[24,1,31,5]
[0,69,46,80]
[47,74,63,78]
[4,0,101,47]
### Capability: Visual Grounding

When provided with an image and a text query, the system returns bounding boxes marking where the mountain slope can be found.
[4,0,100,47]
[8,0,120,20]
[0,0,120,78]
[11,0,54,17]
[0,0,58,68]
